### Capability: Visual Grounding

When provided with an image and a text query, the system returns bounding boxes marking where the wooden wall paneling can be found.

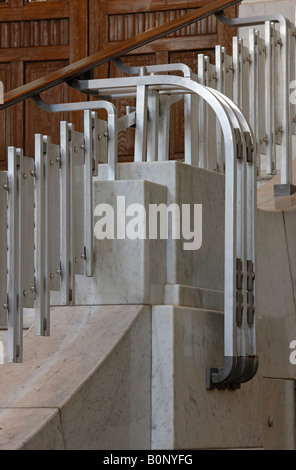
[0,0,90,166]
[10,60,24,151]
[89,0,103,58]
[0,64,11,169]
[69,0,88,63]
[11,0,22,9]
[68,0,89,134]
[217,4,238,54]
[0,0,238,165]
[90,0,109,80]
[25,60,69,157]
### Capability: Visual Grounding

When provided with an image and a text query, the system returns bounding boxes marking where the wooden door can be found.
[0,0,88,169]
[90,0,238,161]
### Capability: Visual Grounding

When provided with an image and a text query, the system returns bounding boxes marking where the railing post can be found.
[0,173,7,329]
[7,148,23,363]
[265,21,277,176]
[35,135,50,336]
[135,68,148,163]
[147,90,160,162]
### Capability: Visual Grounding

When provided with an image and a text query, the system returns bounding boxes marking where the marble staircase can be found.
[0,161,295,449]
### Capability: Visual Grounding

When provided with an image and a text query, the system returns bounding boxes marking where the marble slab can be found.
[97,161,225,292]
[258,314,296,380]
[0,304,151,450]
[0,408,64,450]
[152,305,262,450]
[75,179,167,306]
[256,208,296,318]
[164,284,224,311]
[260,378,296,450]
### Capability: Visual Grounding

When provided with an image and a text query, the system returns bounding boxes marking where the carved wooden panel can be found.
[25,60,69,157]
[0,65,11,169]
[0,19,69,48]
[108,10,217,42]
[0,0,88,168]
[0,0,238,166]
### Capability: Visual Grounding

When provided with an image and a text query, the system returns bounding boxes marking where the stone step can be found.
[164,284,224,312]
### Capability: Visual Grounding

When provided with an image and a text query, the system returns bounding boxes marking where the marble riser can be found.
[71,161,225,307]
[0,305,151,450]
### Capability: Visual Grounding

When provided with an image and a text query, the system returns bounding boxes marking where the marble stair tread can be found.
[257,160,296,212]
[0,305,147,408]
[0,408,64,450]
[164,284,224,312]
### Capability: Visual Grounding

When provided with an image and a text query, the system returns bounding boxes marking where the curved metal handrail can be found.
[32,73,258,388]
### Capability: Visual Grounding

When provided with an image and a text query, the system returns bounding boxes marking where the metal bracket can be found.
[234,128,243,160]
[247,260,255,292]
[215,10,288,29]
[244,132,254,163]
[236,258,243,326]
[274,184,296,197]
[206,356,242,391]
[112,57,140,76]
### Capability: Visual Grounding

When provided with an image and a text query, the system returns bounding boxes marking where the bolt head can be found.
[268,417,274,428]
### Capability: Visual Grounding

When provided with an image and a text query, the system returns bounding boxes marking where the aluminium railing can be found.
[2,0,294,391]
[0,64,258,390]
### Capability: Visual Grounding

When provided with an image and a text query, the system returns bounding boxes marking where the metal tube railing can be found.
[1,69,258,390]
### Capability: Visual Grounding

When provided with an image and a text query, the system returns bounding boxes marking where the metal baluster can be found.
[135,70,148,162]
[249,29,260,178]
[290,19,296,138]
[35,135,50,336]
[198,54,208,169]
[60,122,71,306]
[279,17,293,187]
[7,147,23,362]
[158,95,171,161]
[22,156,35,310]
[72,128,86,284]
[184,92,199,167]
[84,111,94,277]
[147,90,160,162]
[265,21,276,176]
[208,62,218,172]
[0,172,7,329]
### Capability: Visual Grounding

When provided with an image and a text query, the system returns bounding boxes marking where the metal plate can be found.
[71,129,85,276]
[0,172,7,328]
[94,113,108,166]
[34,135,50,337]
[257,35,267,155]
[22,156,35,308]
[48,143,61,292]
[60,122,71,306]
[7,147,23,362]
